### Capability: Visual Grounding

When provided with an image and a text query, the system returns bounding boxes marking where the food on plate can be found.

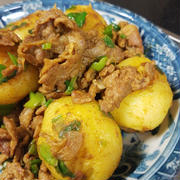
[0,43,38,106]
[0,4,173,180]
[111,56,173,131]
[37,96,122,180]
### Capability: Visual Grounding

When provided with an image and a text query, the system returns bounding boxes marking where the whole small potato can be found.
[111,56,173,132]
[0,45,39,105]
[37,96,122,180]
[65,4,107,37]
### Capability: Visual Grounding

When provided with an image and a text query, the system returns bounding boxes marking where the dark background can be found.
[103,0,180,36]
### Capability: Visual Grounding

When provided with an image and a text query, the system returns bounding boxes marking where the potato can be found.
[5,10,43,40]
[65,4,107,37]
[111,56,173,131]
[0,45,39,104]
[37,96,122,180]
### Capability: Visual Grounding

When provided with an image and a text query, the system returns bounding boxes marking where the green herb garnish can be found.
[67,5,76,10]
[52,115,62,123]
[111,23,120,32]
[24,92,46,109]
[30,158,42,178]
[103,35,115,48]
[67,12,87,27]
[120,33,126,39]
[28,140,37,155]
[103,24,113,38]
[59,120,81,138]
[42,42,52,50]
[39,143,58,167]
[11,22,27,31]
[65,76,77,95]
[57,160,75,178]
[91,56,108,71]
[7,52,18,66]
[44,98,53,107]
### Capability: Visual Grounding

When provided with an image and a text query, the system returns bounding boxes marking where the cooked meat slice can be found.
[0,128,11,156]
[0,162,33,180]
[3,117,18,157]
[30,115,43,138]
[72,90,92,104]
[99,64,115,78]
[99,69,132,112]
[19,107,35,129]
[0,30,20,46]
[99,62,155,112]
[39,163,54,180]
[35,105,47,115]
[80,68,96,89]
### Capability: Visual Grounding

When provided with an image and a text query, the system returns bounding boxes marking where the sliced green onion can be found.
[103,35,115,48]
[67,12,87,27]
[30,159,41,178]
[42,42,52,50]
[67,5,76,10]
[111,23,120,32]
[52,115,62,123]
[39,143,58,167]
[11,22,27,31]
[0,64,6,82]
[91,56,108,71]
[120,33,126,39]
[1,124,5,129]
[59,120,81,138]
[57,160,75,178]
[24,92,46,109]
[7,52,18,66]
[103,24,113,38]
[44,98,53,107]
[65,76,77,95]
[5,23,14,28]
[28,140,37,155]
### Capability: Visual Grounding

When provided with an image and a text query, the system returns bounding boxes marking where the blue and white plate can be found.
[0,0,179,179]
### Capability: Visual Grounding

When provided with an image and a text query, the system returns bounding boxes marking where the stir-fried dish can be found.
[0,4,173,180]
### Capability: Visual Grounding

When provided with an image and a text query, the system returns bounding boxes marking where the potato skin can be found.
[37,96,122,180]
[0,46,39,104]
[111,56,173,131]
[65,4,107,37]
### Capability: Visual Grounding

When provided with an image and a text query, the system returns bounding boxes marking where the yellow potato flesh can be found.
[65,4,107,37]
[111,56,173,131]
[6,11,43,40]
[0,45,39,104]
[37,96,122,180]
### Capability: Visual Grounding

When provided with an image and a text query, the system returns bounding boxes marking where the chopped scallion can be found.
[44,98,53,107]
[39,143,58,167]
[52,115,62,123]
[67,12,87,27]
[30,158,41,178]
[28,140,37,155]
[111,23,120,31]
[65,76,77,95]
[11,22,27,31]
[24,92,46,109]
[59,120,81,138]
[57,160,75,178]
[28,29,33,34]
[7,52,18,66]
[91,56,108,71]
[103,35,115,48]
[103,24,113,38]
[42,42,52,50]
[120,33,126,39]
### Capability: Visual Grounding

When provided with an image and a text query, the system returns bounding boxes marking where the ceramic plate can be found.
[0,0,180,179]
